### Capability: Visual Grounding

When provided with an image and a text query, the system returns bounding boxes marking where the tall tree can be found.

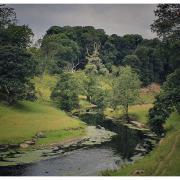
[149,4,180,135]
[0,5,36,104]
[51,73,79,111]
[0,46,36,104]
[111,66,141,121]
[151,4,180,40]
[85,42,108,75]
[0,4,16,29]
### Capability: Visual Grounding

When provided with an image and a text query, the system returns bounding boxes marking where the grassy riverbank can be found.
[105,104,153,125]
[0,101,85,145]
[102,112,180,176]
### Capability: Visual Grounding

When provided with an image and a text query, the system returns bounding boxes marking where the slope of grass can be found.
[104,104,153,124]
[0,101,85,144]
[102,112,180,176]
[32,74,58,103]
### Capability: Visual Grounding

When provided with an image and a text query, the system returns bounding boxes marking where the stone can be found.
[24,140,35,145]
[20,143,29,148]
[96,125,102,129]
[133,169,144,175]
[36,132,46,138]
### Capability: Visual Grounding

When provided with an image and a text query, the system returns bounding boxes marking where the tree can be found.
[90,87,107,112]
[149,69,180,135]
[41,34,80,74]
[0,4,16,29]
[28,47,44,76]
[151,4,180,40]
[111,66,141,121]
[0,6,33,48]
[1,24,33,48]
[85,42,108,75]
[0,46,36,104]
[51,73,79,111]
[0,5,36,104]
[148,4,180,135]
[122,54,141,73]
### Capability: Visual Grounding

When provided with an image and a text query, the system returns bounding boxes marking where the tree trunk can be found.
[87,95,91,101]
[125,104,129,122]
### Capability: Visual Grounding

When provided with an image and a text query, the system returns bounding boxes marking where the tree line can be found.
[32,24,177,86]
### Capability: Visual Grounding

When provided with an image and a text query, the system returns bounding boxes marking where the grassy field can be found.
[104,104,153,124]
[0,101,85,145]
[102,112,180,176]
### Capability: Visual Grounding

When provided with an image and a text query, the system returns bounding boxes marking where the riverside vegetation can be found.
[0,4,180,176]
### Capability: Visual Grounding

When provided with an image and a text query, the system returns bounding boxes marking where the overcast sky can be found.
[9,4,158,40]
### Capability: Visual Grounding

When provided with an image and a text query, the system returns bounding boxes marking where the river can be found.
[0,115,155,176]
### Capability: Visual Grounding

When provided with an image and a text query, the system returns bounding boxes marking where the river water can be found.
[0,116,154,176]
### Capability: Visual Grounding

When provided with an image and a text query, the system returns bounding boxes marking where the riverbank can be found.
[0,126,116,167]
[0,101,86,146]
[102,112,180,176]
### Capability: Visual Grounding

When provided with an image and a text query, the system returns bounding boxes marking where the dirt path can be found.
[154,134,179,175]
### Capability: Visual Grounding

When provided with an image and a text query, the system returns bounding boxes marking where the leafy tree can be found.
[83,75,107,112]
[151,4,180,40]
[111,66,141,121]
[0,5,33,48]
[84,76,98,102]
[148,4,180,135]
[44,25,108,69]
[101,41,118,69]
[28,47,44,76]
[41,34,80,74]
[0,46,36,104]
[149,69,180,135]
[122,54,141,73]
[90,87,107,112]
[0,5,36,104]
[0,4,16,29]
[0,25,33,48]
[51,73,79,111]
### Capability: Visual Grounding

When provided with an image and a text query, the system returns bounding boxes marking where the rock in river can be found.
[20,143,29,148]
[36,132,46,138]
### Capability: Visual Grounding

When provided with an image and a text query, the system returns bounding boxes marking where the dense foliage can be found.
[111,66,141,120]
[30,24,177,86]
[0,5,36,104]
[148,4,180,135]
[51,73,79,111]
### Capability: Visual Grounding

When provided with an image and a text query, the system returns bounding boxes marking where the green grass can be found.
[0,101,85,144]
[32,74,58,103]
[102,112,180,176]
[36,128,85,146]
[104,104,153,124]
[139,93,155,104]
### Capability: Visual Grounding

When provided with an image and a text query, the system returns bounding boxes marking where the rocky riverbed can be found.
[0,126,117,166]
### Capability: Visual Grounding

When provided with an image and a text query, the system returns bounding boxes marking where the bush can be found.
[51,73,79,111]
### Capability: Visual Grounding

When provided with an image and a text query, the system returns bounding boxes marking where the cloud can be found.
[9,4,157,41]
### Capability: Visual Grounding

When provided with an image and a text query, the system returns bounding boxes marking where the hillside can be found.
[0,101,85,145]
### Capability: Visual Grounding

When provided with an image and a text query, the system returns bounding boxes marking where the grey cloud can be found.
[9,4,157,40]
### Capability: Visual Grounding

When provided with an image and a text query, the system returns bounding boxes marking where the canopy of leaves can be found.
[111,66,141,117]
[0,46,36,104]
[151,4,180,40]
[51,73,79,111]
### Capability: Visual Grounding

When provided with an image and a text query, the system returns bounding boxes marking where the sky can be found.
[8,4,158,41]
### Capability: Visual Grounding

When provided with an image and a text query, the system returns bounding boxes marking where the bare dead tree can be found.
[86,42,101,57]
